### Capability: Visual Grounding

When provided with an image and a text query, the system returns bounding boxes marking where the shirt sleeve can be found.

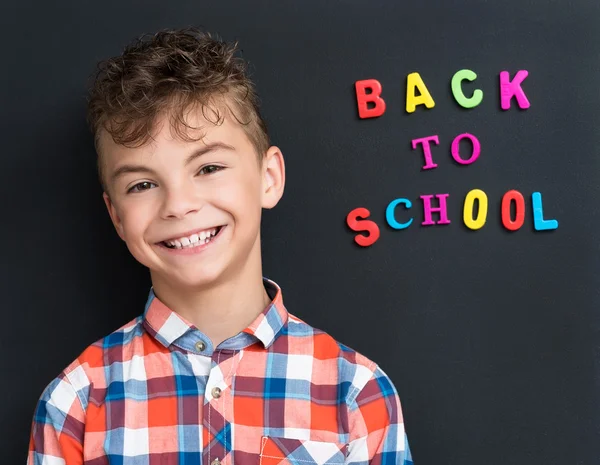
[345,365,413,465]
[27,373,86,465]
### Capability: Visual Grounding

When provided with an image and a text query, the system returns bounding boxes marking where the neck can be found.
[149,247,271,348]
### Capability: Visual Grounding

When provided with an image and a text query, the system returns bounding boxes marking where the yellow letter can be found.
[406,72,435,113]
[463,189,488,230]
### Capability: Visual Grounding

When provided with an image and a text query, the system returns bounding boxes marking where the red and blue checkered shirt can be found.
[27,279,413,465]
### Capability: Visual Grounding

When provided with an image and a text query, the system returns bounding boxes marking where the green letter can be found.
[451,69,483,108]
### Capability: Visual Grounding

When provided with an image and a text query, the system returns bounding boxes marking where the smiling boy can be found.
[27,28,414,465]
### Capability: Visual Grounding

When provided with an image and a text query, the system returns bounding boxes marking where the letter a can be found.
[406,72,435,113]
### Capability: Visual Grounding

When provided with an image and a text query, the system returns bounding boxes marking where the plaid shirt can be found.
[27,279,413,465]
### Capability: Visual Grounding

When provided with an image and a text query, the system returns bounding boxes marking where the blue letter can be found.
[532,192,558,231]
[386,198,413,229]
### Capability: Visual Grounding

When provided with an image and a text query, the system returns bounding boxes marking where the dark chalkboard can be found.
[2,1,599,464]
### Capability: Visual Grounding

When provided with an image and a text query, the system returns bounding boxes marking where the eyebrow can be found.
[110,142,236,183]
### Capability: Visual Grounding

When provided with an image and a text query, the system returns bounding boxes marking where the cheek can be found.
[216,174,262,211]
[119,201,154,237]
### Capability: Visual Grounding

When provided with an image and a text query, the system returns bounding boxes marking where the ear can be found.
[103,192,126,241]
[261,146,285,209]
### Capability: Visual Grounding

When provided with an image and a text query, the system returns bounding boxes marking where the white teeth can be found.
[164,227,221,249]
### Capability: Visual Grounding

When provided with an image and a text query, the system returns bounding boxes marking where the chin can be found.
[171,265,229,290]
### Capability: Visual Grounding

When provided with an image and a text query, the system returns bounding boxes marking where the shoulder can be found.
[38,315,145,410]
[284,312,388,403]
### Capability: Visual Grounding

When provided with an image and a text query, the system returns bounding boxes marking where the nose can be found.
[160,182,203,219]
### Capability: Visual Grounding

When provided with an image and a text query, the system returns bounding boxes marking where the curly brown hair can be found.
[86,27,270,189]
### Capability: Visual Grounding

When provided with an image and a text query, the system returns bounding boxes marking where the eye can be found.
[127,181,156,193]
[198,165,224,175]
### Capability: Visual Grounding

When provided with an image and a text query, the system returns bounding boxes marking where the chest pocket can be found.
[260,436,347,465]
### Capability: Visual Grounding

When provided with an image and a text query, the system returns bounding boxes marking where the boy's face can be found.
[100,104,285,290]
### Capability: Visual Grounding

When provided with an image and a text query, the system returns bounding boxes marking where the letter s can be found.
[346,208,380,247]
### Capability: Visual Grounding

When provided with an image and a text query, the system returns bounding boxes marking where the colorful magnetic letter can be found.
[355,79,386,119]
[406,72,435,113]
[500,70,530,110]
[451,69,483,108]
[501,190,525,231]
[386,199,413,230]
[412,135,440,170]
[346,207,381,246]
[532,192,558,231]
[463,189,488,230]
[421,194,451,226]
[451,133,481,165]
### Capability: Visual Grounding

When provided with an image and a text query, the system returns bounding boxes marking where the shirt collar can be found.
[142,278,288,351]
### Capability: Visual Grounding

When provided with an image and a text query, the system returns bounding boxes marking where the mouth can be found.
[159,225,225,250]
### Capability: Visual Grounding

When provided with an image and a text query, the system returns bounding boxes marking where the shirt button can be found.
[211,387,222,399]
[195,341,206,352]
[211,459,221,465]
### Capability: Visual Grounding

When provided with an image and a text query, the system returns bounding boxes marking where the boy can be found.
[27,28,414,465]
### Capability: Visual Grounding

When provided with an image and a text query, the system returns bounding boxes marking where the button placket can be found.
[204,350,241,465]
[211,386,222,399]
[207,352,224,465]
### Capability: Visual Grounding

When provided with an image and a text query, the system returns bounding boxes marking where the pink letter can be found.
[451,133,481,165]
[500,70,530,110]
[421,194,451,225]
[411,135,439,170]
